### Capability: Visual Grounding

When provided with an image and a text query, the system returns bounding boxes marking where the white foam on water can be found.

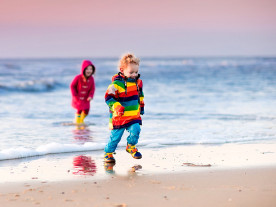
[0,142,106,161]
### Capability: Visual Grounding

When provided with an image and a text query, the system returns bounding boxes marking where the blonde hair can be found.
[118,53,140,70]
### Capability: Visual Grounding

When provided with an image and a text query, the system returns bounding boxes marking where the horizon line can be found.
[1,55,276,60]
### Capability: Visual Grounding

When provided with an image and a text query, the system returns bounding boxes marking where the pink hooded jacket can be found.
[70,60,96,110]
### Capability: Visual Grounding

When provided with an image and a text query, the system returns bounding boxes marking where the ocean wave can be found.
[0,141,208,161]
[140,57,276,68]
[0,141,200,161]
[0,142,106,161]
[148,112,276,121]
[3,63,21,70]
[0,79,63,92]
[1,138,273,161]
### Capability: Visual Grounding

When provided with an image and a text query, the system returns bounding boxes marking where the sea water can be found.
[0,57,276,161]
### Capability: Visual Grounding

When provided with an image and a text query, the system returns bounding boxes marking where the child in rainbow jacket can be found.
[104,53,145,163]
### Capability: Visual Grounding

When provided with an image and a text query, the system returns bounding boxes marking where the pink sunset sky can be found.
[0,0,276,58]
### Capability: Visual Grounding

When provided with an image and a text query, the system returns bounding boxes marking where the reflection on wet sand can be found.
[72,125,93,144]
[71,125,97,176]
[104,163,143,175]
[72,155,97,176]
[104,162,116,174]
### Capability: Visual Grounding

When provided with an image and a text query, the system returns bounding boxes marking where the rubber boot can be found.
[75,113,81,125]
[126,143,142,159]
[80,111,87,124]
[104,152,116,163]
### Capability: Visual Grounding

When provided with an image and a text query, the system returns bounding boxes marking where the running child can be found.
[104,53,145,163]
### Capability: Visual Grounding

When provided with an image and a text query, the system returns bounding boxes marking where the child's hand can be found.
[115,105,125,117]
[87,97,92,101]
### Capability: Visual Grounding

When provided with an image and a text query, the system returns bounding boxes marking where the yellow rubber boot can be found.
[80,112,87,124]
[75,113,81,125]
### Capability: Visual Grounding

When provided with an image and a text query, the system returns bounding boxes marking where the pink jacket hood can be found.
[81,60,96,75]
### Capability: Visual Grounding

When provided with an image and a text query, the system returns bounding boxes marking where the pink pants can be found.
[77,109,89,115]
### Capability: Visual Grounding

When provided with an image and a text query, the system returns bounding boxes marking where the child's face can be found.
[85,66,93,77]
[120,63,139,79]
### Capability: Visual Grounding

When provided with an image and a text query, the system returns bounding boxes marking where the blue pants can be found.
[104,123,141,153]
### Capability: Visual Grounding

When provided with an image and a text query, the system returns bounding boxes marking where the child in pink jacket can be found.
[70,60,96,125]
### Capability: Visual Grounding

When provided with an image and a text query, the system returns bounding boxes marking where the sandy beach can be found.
[1,143,276,207]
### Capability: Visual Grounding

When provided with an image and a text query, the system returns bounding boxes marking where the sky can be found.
[0,0,276,58]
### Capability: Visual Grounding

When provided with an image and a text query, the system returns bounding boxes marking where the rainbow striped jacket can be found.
[105,73,145,129]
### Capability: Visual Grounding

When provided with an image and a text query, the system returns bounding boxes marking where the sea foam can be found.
[0,142,106,161]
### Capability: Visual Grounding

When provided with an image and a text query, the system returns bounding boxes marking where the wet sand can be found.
[0,143,276,206]
[1,167,276,207]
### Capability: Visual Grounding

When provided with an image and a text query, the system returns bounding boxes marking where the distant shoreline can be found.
[1,55,276,60]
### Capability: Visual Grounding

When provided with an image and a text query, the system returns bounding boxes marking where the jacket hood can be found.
[111,72,140,82]
[111,73,124,82]
[81,60,96,76]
